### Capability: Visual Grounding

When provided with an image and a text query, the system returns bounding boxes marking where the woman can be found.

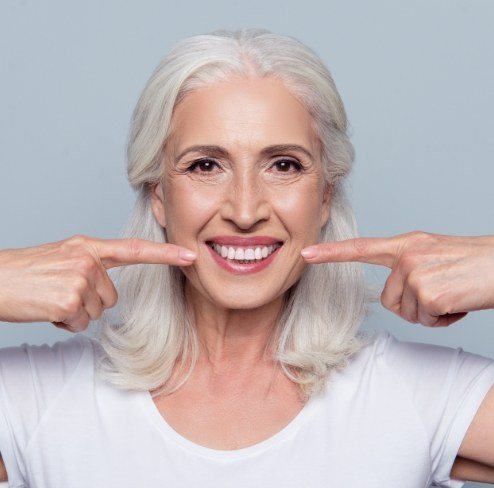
[0,28,493,487]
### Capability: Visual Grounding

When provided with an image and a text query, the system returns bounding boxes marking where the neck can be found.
[184,281,286,370]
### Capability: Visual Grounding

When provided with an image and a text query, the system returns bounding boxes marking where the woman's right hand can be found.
[0,234,197,332]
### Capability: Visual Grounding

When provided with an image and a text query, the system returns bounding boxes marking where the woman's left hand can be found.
[301,231,494,327]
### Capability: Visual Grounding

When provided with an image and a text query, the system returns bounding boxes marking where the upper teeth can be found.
[210,243,281,260]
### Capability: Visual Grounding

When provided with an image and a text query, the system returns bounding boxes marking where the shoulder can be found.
[0,333,95,374]
[343,328,494,407]
[364,328,494,382]
[0,334,97,412]
[353,328,494,433]
[0,333,99,483]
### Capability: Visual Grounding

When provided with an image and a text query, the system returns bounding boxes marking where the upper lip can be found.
[207,236,283,246]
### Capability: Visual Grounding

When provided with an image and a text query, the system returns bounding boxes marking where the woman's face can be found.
[150,76,331,310]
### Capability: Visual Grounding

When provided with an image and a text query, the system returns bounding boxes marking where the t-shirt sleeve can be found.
[378,330,494,488]
[0,334,91,486]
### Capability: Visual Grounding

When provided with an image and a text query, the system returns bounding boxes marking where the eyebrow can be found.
[174,144,314,164]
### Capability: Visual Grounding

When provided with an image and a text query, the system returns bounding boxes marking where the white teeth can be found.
[244,249,255,260]
[210,242,281,262]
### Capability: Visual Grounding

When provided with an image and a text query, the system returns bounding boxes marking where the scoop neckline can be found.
[139,386,322,460]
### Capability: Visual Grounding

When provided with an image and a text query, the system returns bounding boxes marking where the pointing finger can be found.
[300,236,401,268]
[87,238,197,269]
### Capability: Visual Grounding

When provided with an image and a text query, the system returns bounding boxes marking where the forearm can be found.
[451,455,494,484]
[0,453,7,482]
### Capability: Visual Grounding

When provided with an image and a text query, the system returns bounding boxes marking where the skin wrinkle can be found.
[150,76,331,377]
[174,143,315,166]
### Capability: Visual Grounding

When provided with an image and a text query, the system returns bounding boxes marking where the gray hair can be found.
[92,28,376,401]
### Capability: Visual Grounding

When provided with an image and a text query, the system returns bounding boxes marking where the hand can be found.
[0,234,197,332]
[301,231,494,327]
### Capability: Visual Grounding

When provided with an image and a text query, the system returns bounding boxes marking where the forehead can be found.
[168,76,319,155]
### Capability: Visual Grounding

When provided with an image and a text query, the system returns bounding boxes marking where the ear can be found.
[149,182,167,228]
[320,182,332,228]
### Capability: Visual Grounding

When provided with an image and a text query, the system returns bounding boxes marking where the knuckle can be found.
[409,230,438,247]
[108,289,118,308]
[399,252,421,272]
[49,312,66,324]
[407,271,424,291]
[389,308,403,321]
[71,321,87,333]
[381,293,398,315]
[61,293,83,314]
[100,274,119,309]
[389,302,402,316]
[89,309,102,321]
[66,234,89,247]
[128,238,143,260]
[379,276,394,310]
[407,230,428,240]
[400,307,416,323]
[74,255,96,274]
[62,322,78,333]
[418,290,438,310]
[72,273,89,292]
[434,295,452,315]
[420,315,436,327]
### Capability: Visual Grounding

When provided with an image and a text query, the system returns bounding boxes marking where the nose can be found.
[219,170,270,230]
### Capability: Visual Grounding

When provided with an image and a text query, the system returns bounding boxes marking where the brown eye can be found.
[187,158,219,173]
[273,159,303,173]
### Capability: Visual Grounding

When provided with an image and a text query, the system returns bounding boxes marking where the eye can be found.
[185,157,303,175]
[272,158,304,173]
[187,158,220,173]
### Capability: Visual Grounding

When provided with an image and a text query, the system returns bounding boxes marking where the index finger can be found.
[300,236,401,268]
[87,238,197,269]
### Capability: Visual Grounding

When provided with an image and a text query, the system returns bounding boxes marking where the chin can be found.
[210,294,276,311]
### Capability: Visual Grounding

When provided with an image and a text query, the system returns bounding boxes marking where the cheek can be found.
[164,182,219,242]
[273,187,322,237]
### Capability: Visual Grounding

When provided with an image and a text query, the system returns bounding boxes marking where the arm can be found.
[301,231,494,481]
[0,453,7,482]
[456,383,494,473]
[452,454,494,484]
[0,235,196,329]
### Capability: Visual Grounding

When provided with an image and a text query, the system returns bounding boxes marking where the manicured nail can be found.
[301,247,318,258]
[180,250,197,261]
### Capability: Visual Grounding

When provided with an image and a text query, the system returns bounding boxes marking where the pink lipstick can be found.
[205,238,283,275]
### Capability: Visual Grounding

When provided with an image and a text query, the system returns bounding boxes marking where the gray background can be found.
[0,0,493,486]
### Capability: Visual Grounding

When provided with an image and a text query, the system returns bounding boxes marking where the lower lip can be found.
[206,243,283,275]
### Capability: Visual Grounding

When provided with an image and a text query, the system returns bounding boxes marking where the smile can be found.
[205,241,283,274]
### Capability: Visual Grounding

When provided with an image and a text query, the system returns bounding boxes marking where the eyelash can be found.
[186,158,304,174]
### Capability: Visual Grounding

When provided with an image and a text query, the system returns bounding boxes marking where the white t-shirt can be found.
[0,328,493,488]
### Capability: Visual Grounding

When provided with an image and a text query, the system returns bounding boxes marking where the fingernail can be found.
[180,250,197,261]
[301,247,318,258]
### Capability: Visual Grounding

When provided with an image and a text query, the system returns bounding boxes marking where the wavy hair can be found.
[92,28,376,401]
